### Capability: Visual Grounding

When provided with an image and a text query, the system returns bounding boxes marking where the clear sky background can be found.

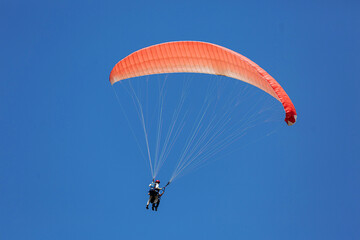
[1,0,360,239]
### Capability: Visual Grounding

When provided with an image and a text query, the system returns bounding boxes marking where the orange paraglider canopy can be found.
[110,41,297,125]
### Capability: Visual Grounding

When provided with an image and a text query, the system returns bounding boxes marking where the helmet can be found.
[155,180,160,183]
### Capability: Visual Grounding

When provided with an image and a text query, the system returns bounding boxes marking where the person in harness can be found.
[146,179,165,211]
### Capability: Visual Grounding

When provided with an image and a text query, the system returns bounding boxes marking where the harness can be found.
[148,181,171,197]
[148,183,158,197]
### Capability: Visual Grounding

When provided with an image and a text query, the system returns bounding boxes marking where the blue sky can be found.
[1,0,360,239]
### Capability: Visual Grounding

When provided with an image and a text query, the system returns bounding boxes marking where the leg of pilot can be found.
[155,198,160,211]
[146,196,153,209]
[152,195,158,210]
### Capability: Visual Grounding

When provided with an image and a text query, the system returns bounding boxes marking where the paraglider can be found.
[109,41,297,211]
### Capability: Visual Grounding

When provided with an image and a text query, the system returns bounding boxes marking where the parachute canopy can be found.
[110,41,297,125]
